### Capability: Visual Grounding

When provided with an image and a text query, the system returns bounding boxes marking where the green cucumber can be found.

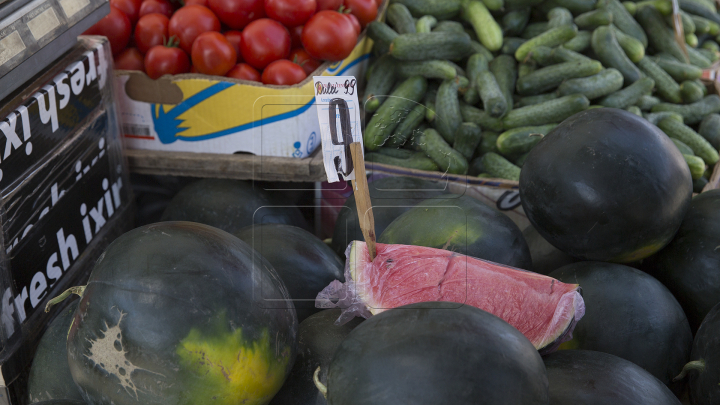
[671,138,695,155]
[636,5,688,63]
[548,7,574,28]
[502,94,589,128]
[461,0,504,51]
[386,104,427,148]
[681,80,705,103]
[377,148,416,159]
[496,124,557,155]
[468,156,485,175]
[435,78,463,142]
[490,55,518,115]
[686,32,698,48]
[591,25,642,84]
[389,0,462,19]
[664,12,696,34]
[502,37,528,55]
[698,113,720,149]
[467,54,508,117]
[453,122,484,159]
[515,25,578,62]
[691,15,714,34]
[609,25,645,62]
[477,131,499,155]
[424,83,438,122]
[643,111,684,125]
[397,60,458,80]
[562,30,593,51]
[626,105,643,116]
[518,61,537,78]
[551,46,594,63]
[683,154,707,179]
[482,0,505,11]
[522,22,550,39]
[515,152,530,167]
[464,53,483,105]
[652,95,720,124]
[528,46,556,65]
[694,176,709,192]
[367,22,400,55]
[364,55,398,112]
[657,117,720,164]
[433,20,466,34]
[417,128,469,174]
[557,68,624,99]
[636,94,661,110]
[387,4,417,34]
[390,32,473,61]
[469,40,495,60]
[365,76,428,150]
[623,1,637,15]
[696,79,708,95]
[691,47,716,65]
[637,57,682,103]
[415,15,438,33]
[574,9,613,30]
[679,0,720,25]
[636,0,672,15]
[601,0,648,46]
[515,92,558,107]
[481,152,521,180]
[460,103,506,131]
[702,40,720,52]
[654,57,703,82]
[366,152,441,171]
[598,76,655,108]
[516,59,603,95]
[538,0,598,14]
[503,8,531,36]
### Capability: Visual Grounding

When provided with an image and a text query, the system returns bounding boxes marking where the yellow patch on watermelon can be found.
[611,241,667,263]
[558,337,580,350]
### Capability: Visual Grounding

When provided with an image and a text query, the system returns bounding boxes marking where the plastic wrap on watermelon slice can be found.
[316,241,586,354]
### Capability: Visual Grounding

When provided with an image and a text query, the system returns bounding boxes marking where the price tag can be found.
[313,76,363,183]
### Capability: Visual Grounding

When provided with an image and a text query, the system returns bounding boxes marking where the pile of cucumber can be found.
[363,0,720,190]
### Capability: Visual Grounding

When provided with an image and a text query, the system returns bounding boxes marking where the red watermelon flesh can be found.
[317,241,585,353]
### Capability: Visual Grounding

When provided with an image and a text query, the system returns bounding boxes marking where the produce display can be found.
[363,0,720,192]
[675,301,720,405]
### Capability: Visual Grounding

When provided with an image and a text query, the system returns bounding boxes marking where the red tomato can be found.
[374,0,382,7]
[191,65,199,73]
[168,5,221,54]
[114,47,145,71]
[110,0,142,25]
[262,59,306,85]
[134,13,169,54]
[226,63,261,81]
[343,0,377,27]
[191,31,237,75]
[207,0,264,30]
[139,0,173,18]
[290,25,303,48]
[224,30,243,62]
[316,0,342,11]
[264,0,316,27]
[240,18,291,69]
[144,39,191,79]
[302,10,357,61]
[83,6,132,56]
[289,47,321,75]
[344,12,360,34]
[185,0,208,5]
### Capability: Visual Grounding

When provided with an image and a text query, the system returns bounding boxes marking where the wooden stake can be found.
[349,142,376,260]
[671,0,689,62]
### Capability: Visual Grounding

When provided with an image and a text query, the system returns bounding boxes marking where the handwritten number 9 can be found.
[344,79,356,95]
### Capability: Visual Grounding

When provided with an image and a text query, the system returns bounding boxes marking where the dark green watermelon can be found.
[520,109,692,263]
[234,224,344,322]
[269,309,363,405]
[32,401,87,404]
[549,262,692,395]
[379,195,532,269]
[522,224,578,275]
[67,222,297,405]
[643,189,720,332]
[331,176,446,257]
[161,179,308,233]
[676,302,720,405]
[27,301,84,404]
[325,302,549,405]
[544,350,681,405]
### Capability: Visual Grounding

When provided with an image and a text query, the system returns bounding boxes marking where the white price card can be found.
[313,76,363,183]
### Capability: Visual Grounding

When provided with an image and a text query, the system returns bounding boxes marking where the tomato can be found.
[139,0,173,18]
[110,0,142,25]
[114,47,145,71]
[168,4,220,54]
[207,0,264,30]
[289,48,321,75]
[264,0,316,27]
[144,38,191,79]
[240,18,291,69]
[290,25,303,48]
[374,0,382,7]
[134,13,169,54]
[185,0,208,5]
[302,10,357,61]
[191,65,199,73]
[83,6,131,56]
[224,30,243,62]
[191,31,236,75]
[344,12,360,35]
[226,63,261,81]
[316,0,342,11]
[261,59,306,85]
[343,0,376,27]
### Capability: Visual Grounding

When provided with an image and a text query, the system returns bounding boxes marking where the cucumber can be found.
[390,32,473,61]
[415,15,438,33]
[601,0,648,46]
[365,76,428,150]
[386,104,427,148]
[460,103,506,131]
[516,59,603,95]
[643,111,684,125]
[515,92,558,107]
[477,131,500,155]
[468,54,509,117]
[435,78,463,142]
[683,154,707,179]
[496,124,557,155]
[702,40,720,52]
[515,152,530,167]
[698,113,720,149]
[469,40,495,60]
[653,57,704,81]
[461,0,504,51]
[364,55,398,113]
[367,22,400,55]
[503,8,532,36]
[502,37,528,54]
[515,25,578,61]
[680,80,705,103]
[626,105,643,116]
[417,128,469,174]
[502,94,589,128]
[548,7,574,28]
[664,12,696,35]
[481,152,522,180]
[397,60,458,80]
[690,47,715,65]
[679,0,720,25]
[522,22,550,39]
[464,53,483,105]
[390,0,462,19]
[609,24,645,62]
[528,45,556,65]
[539,0,598,14]
[424,83,438,122]
[598,76,655,108]
[652,95,720,124]
[685,32,698,49]
[490,55,518,115]
[551,46,594,63]
[592,26,642,85]
[657,117,720,164]
[636,0,672,15]
[453,122,484,159]
[636,5,689,63]
[387,4,417,34]
[405,124,429,150]
[468,156,485,175]
[377,148,416,159]
[562,30,593,51]
[366,152,441,171]
[482,0,505,11]
[696,79,709,95]
[623,1,637,15]
[574,9,613,30]
[518,61,537,78]
[691,15,714,35]
[433,20,466,33]
[636,94,661,110]
[637,57,682,103]
[694,176,709,192]
[557,68,624,99]
[671,138,695,155]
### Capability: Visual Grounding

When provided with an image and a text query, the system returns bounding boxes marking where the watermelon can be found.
[66,222,298,405]
[269,309,363,405]
[161,179,308,233]
[522,224,577,275]
[317,241,585,354]
[32,401,87,405]
[544,350,681,405]
[234,224,344,323]
[378,195,532,269]
[549,262,692,395]
[520,109,692,263]
[324,302,549,405]
[27,301,84,404]
[675,302,720,405]
[644,189,720,332]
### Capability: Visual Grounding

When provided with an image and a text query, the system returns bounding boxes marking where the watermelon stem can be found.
[673,360,706,381]
[313,367,328,399]
[44,286,86,313]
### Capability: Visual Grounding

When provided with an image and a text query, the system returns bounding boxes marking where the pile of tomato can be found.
[84,0,381,85]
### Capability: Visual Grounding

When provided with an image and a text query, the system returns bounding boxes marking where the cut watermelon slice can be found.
[317,241,585,354]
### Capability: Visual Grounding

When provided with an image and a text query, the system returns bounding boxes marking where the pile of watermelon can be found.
[26,107,720,405]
